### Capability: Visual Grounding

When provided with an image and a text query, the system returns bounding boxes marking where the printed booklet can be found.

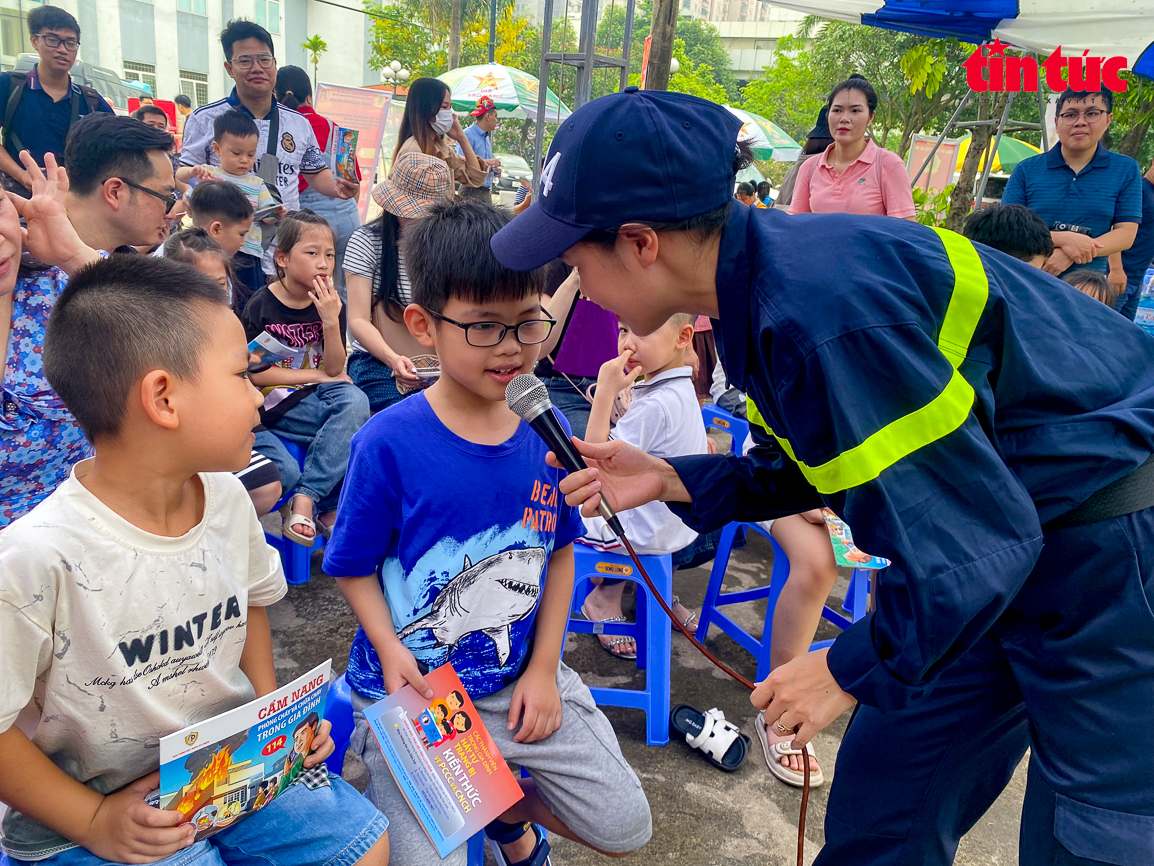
[331,126,360,183]
[248,331,306,367]
[821,508,890,569]
[158,660,332,842]
[362,663,523,857]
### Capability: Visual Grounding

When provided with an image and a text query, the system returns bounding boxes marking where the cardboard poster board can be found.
[314,83,393,219]
[906,134,961,194]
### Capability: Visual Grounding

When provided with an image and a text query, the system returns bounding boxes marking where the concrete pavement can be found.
[267,530,1026,866]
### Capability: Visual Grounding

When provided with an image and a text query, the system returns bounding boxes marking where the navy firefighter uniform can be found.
[668,203,1154,865]
[490,88,1154,865]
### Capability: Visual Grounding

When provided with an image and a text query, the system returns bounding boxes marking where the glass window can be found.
[123,61,157,98]
[178,0,208,14]
[255,0,280,34]
[179,70,209,107]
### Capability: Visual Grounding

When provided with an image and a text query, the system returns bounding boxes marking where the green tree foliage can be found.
[740,34,824,142]
[364,1,446,79]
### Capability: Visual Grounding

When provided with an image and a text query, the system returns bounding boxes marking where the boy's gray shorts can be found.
[349,661,653,865]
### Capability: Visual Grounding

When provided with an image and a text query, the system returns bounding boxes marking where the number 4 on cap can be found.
[540,152,561,197]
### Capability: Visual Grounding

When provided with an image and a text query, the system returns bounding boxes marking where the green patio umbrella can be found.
[438,64,571,123]
[725,105,802,162]
[954,133,1042,173]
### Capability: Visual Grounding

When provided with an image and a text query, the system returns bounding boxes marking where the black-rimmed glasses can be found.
[1057,109,1107,123]
[36,34,80,51]
[119,178,183,214]
[428,310,556,347]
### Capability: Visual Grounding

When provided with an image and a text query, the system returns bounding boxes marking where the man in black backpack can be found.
[0,6,112,197]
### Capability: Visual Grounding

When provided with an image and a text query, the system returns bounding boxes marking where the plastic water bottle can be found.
[1135,268,1154,337]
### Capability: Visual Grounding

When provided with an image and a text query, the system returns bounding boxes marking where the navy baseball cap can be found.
[491,87,743,271]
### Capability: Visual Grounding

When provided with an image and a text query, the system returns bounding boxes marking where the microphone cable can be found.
[615,533,812,866]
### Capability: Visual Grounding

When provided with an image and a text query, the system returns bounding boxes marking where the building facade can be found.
[1,0,379,107]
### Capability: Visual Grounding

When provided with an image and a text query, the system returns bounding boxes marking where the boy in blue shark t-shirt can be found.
[323,199,652,866]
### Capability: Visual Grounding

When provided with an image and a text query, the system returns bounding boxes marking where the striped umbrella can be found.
[438,64,571,123]
[725,105,802,162]
[954,133,1042,173]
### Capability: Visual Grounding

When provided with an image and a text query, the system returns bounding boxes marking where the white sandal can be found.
[281,504,316,548]
[756,711,824,788]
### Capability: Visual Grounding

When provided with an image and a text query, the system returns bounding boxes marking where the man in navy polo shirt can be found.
[1111,160,1154,320]
[1003,88,1141,278]
[0,6,112,197]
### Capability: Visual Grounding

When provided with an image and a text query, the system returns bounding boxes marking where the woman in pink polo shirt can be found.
[789,74,916,220]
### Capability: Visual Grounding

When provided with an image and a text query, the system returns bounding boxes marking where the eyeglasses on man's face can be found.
[1058,109,1107,123]
[119,178,183,214]
[427,310,557,347]
[35,33,80,51]
[230,54,276,71]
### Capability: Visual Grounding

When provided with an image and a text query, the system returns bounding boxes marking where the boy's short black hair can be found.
[132,105,168,123]
[28,5,79,37]
[188,179,254,225]
[213,109,259,143]
[221,19,274,60]
[174,94,192,108]
[44,256,229,441]
[402,199,546,312]
[735,182,755,197]
[1057,88,1114,115]
[64,114,174,196]
[963,204,1054,262]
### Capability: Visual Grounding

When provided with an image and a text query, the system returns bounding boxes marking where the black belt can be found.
[1045,456,1154,530]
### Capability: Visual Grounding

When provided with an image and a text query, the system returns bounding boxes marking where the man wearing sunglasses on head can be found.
[61,114,184,255]
[0,6,113,199]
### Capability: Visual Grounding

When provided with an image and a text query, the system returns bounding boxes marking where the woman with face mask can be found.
[392,77,488,190]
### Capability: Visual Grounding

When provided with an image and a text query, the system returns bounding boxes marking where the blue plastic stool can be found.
[262,437,326,585]
[701,404,750,453]
[322,673,515,866]
[695,522,876,683]
[567,545,673,746]
[323,672,355,775]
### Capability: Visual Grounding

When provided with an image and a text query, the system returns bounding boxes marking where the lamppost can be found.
[382,60,410,94]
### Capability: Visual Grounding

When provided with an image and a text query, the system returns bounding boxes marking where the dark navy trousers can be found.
[817,507,1154,865]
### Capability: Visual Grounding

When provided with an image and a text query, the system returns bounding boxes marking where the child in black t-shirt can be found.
[243,210,369,546]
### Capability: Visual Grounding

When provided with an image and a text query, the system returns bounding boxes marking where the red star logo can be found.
[987,37,1008,57]
[472,72,502,89]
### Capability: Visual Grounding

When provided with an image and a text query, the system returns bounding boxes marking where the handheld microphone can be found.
[506,373,625,537]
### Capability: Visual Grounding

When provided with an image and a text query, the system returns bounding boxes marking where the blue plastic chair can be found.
[322,672,515,866]
[701,404,750,453]
[262,437,325,585]
[695,522,876,683]
[568,545,673,746]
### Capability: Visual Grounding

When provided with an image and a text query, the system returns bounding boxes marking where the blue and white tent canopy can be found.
[763,1,1154,79]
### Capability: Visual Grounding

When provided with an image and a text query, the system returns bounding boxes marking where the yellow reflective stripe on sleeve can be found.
[773,370,975,494]
[931,227,989,370]
[761,228,986,495]
[747,397,768,431]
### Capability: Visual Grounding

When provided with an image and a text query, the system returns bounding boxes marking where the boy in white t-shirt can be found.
[0,256,389,866]
[578,312,709,657]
